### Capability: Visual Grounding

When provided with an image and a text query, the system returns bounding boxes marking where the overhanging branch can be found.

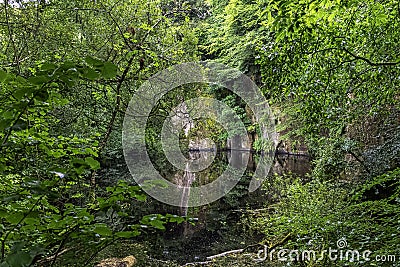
[342,47,400,66]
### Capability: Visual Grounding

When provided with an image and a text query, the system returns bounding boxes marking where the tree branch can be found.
[342,47,400,66]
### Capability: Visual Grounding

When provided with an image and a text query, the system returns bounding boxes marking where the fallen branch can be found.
[183,260,213,266]
[182,234,292,265]
[206,248,245,260]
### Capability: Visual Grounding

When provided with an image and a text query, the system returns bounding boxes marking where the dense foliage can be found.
[1,0,399,266]
[0,0,199,265]
[200,0,399,265]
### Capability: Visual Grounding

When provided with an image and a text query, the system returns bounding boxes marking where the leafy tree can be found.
[0,0,201,265]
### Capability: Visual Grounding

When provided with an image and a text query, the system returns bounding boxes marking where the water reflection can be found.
[174,162,195,216]
[148,150,310,263]
[139,151,310,263]
[169,151,310,215]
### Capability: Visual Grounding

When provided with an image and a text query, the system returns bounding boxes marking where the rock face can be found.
[94,256,136,267]
[363,128,400,177]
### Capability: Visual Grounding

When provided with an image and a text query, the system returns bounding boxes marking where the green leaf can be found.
[85,157,100,170]
[150,220,166,230]
[132,193,146,201]
[59,61,76,71]
[0,209,8,218]
[115,231,140,238]
[93,224,113,236]
[2,111,14,119]
[167,214,185,223]
[6,251,33,267]
[34,89,49,101]
[6,212,24,224]
[85,56,104,67]
[84,148,98,157]
[0,119,12,131]
[0,69,8,82]
[15,76,26,83]
[28,75,51,85]
[11,119,28,131]
[101,62,118,79]
[40,63,57,72]
[82,68,100,80]
[24,217,39,226]
[375,13,387,24]
[13,87,34,100]
[59,75,76,87]
[70,158,86,167]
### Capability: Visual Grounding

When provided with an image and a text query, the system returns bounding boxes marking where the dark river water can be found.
[136,151,310,264]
